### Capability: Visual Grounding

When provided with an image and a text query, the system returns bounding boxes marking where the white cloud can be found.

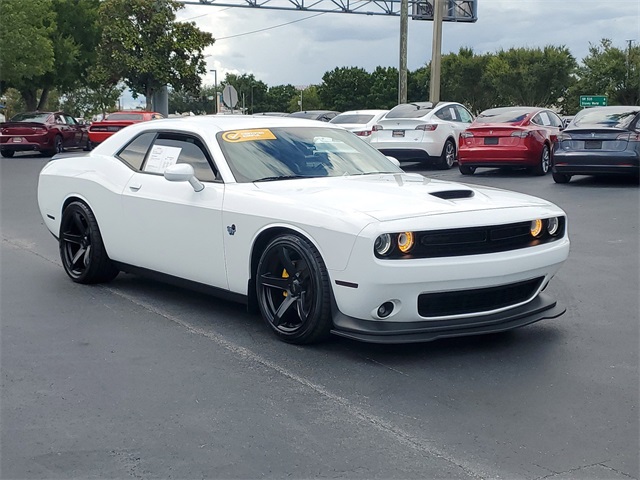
[122,0,639,107]
[178,0,639,88]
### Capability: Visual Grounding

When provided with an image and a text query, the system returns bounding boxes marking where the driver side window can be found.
[142,132,218,182]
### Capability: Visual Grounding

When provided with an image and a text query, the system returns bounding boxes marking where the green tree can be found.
[220,73,267,113]
[289,86,322,112]
[0,0,55,90]
[318,67,372,111]
[0,0,102,111]
[441,48,495,113]
[485,46,577,107]
[566,39,640,113]
[168,85,218,114]
[97,0,214,110]
[263,84,297,113]
[369,66,398,109]
[408,66,429,103]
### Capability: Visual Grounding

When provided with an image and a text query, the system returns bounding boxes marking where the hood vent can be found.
[430,189,474,200]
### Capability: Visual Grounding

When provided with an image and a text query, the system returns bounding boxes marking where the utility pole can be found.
[429,0,444,104]
[398,0,408,104]
[210,69,217,114]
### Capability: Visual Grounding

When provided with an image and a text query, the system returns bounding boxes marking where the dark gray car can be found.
[552,106,640,183]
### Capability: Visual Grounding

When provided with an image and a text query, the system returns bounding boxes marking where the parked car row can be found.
[327,104,639,183]
[0,110,164,157]
[4,105,638,184]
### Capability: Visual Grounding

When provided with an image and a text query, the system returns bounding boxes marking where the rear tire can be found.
[459,165,476,175]
[45,135,63,157]
[532,145,550,176]
[552,172,571,183]
[1,150,15,158]
[59,201,119,284]
[438,139,456,169]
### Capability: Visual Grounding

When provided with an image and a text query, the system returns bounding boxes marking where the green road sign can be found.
[580,95,608,107]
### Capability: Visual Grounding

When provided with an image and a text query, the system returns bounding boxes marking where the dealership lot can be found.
[1,152,638,479]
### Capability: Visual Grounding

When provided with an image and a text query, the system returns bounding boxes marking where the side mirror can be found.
[386,156,401,167]
[164,163,204,192]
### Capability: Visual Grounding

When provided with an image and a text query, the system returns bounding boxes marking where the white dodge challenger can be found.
[37,116,570,344]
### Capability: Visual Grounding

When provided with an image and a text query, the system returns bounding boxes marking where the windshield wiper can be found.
[254,175,314,182]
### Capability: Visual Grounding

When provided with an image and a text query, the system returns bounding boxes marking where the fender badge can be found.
[227,224,236,235]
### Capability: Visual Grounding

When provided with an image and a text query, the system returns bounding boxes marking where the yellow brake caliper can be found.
[282,269,289,297]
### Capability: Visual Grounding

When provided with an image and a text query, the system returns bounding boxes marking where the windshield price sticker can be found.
[222,129,277,143]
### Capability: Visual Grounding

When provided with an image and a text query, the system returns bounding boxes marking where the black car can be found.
[552,106,640,183]
[288,110,340,122]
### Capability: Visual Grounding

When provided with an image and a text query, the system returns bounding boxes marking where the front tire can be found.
[59,201,119,284]
[438,139,456,169]
[256,234,332,344]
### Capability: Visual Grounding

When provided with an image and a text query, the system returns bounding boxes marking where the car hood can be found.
[252,173,553,222]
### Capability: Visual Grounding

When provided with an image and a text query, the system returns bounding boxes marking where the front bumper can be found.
[331,293,564,343]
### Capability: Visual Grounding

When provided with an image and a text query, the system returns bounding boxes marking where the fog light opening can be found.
[377,301,395,318]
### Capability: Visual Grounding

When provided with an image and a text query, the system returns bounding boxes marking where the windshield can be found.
[217,127,403,183]
[572,108,639,129]
[330,114,375,125]
[476,109,533,124]
[106,113,145,121]
[288,112,324,119]
[386,103,434,119]
[10,112,52,123]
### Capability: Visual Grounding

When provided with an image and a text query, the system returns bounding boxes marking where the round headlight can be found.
[374,233,393,256]
[397,232,415,254]
[530,219,544,238]
[547,217,560,236]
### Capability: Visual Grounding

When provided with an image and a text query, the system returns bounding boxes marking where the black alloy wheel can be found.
[1,150,15,158]
[59,201,119,284]
[459,164,476,175]
[438,139,456,169]
[256,234,332,344]
[44,135,64,157]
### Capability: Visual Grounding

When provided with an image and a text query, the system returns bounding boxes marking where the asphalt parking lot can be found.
[1,151,638,479]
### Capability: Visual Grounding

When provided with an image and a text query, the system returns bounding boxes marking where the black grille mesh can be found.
[417,277,544,317]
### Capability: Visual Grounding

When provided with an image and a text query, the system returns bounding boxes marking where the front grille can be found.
[380,218,565,259]
[417,277,544,317]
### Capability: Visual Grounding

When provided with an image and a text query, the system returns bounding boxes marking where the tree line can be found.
[1,0,638,119]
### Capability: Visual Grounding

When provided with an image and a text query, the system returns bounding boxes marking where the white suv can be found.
[369,101,474,169]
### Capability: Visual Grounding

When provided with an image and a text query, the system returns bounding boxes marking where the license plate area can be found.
[585,140,602,149]
[392,130,405,138]
[484,137,499,145]
[12,137,23,143]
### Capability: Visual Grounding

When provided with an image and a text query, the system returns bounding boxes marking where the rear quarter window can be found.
[117,132,156,170]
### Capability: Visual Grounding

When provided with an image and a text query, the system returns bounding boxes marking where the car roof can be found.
[118,115,335,134]
[334,110,389,115]
[480,106,541,115]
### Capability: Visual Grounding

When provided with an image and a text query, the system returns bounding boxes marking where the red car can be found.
[88,111,164,148]
[458,106,564,176]
[0,111,88,157]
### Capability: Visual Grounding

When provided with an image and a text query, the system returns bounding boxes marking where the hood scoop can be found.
[430,189,475,200]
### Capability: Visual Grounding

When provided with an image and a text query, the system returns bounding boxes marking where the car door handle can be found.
[129,183,142,192]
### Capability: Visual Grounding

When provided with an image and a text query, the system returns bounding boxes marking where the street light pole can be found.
[210,69,217,114]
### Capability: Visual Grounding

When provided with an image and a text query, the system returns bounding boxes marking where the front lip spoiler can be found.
[330,293,565,344]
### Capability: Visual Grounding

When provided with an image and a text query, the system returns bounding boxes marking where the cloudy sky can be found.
[125,0,639,106]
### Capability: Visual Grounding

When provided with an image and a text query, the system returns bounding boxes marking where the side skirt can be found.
[112,261,248,306]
